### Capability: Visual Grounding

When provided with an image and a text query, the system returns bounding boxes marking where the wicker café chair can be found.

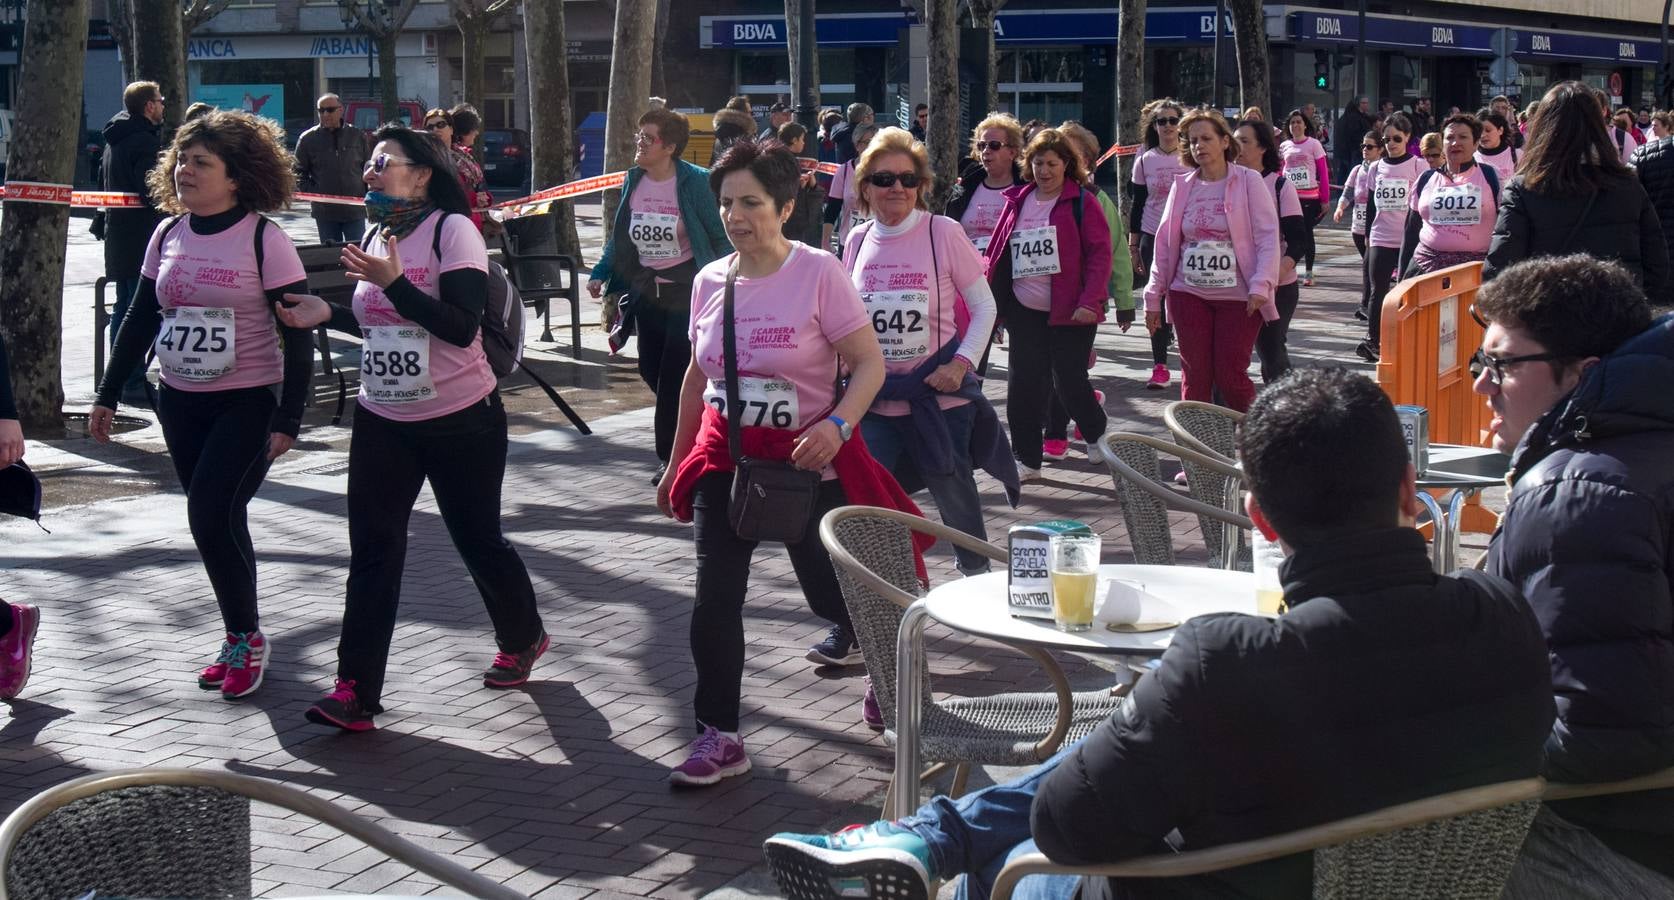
[819,506,1123,812]
[992,777,1546,900]
[1097,433,1253,571]
[1163,400,1243,463]
[0,768,525,900]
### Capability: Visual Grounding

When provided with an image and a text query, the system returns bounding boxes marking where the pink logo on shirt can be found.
[404,266,433,290]
[194,266,240,288]
[160,274,200,305]
[750,326,797,350]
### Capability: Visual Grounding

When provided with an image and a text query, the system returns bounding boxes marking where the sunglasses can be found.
[867,171,922,189]
[976,140,1013,152]
[425,121,448,130]
[1361,144,1381,150]
[364,153,416,175]
[1384,135,1408,143]
[1153,116,1181,127]
[318,106,341,114]
[1469,348,1570,385]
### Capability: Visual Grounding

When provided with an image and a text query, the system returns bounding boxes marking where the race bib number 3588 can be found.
[361,325,435,404]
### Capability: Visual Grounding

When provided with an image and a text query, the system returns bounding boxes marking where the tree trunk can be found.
[967,0,1007,116]
[924,0,959,213]
[785,0,820,132]
[600,0,655,238]
[1115,0,1147,210]
[1,0,89,431]
[378,34,399,121]
[650,0,672,100]
[108,0,136,85]
[1229,0,1270,120]
[130,0,186,132]
[460,16,486,116]
[523,0,580,258]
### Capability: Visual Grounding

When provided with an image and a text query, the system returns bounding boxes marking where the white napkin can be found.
[1095,580,1183,627]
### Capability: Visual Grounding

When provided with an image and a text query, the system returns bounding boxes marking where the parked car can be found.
[480,128,530,187]
[345,99,423,134]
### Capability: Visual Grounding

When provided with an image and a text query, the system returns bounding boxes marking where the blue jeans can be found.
[861,404,991,575]
[896,744,1082,900]
[315,217,367,245]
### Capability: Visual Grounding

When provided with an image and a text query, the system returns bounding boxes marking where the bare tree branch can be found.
[182,0,235,31]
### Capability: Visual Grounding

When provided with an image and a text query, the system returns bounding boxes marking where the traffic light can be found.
[1314,50,1331,90]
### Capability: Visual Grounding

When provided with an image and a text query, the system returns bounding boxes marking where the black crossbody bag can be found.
[722,259,822,543]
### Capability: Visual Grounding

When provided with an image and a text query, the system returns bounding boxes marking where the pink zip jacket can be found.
[982,179,1113,326]
[1142,165,1281,322]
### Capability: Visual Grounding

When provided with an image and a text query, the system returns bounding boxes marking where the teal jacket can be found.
[590,159,731,294]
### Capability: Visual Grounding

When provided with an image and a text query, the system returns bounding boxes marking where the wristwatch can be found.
[827,415,854,442]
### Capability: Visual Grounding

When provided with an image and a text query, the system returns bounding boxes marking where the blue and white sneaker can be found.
[763,822,933,900]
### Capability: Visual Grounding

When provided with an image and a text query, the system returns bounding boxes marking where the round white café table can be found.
[889,564,1258,818]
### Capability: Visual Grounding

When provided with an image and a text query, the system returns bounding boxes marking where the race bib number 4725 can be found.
[154,306,236,382]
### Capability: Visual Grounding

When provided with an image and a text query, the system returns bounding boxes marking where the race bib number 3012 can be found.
[703,377,800,429]
[1428,183,1483,226]
[1010,225,1061,278]
[361,325,435,404]
[155,306,236,382]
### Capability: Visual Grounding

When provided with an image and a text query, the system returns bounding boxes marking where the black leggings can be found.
[1255,280,1301,384]
[338,393,544,712]
[689,470,853,732]
[155,384,277,635]
[634,290,693,464]
[1137,233,1173,366]
[1006,306,1106,469]
[1365,244,1401,348]
[1299,200,1323,271]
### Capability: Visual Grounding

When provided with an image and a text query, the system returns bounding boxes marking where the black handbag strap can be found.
[722,256,745,463]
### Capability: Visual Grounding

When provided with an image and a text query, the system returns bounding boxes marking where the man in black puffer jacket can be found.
[99,81,166,404]
[1632,133,1674,269]
[762,369,1555,900]
[1474,256,1674,897]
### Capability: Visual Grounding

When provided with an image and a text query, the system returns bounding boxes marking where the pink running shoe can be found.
[861,678,885,732]
[1073,391,1107,442]
[1146,365,1171,390]
[0,604,40,700]
[1041,439,1070,461]
[198,634,235,690]
[219,631,269,699]
[670,726,752,786]
[305,679,376,732]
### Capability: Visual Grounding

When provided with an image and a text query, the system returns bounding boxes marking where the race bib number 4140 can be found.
[154,306,236,382]
[1181,240,1238,289]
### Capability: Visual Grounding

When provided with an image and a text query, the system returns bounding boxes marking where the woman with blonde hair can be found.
[90,110,312,700]
[842,127,1014,579]
[946,113,1025,256]
[983,129,1113,478]
[1141,109,1280,412]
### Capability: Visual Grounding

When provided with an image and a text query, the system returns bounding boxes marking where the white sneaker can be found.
[1018,463,1042,483]
[1085,439,1104,465]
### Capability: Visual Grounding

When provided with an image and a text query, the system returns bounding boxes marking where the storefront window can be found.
[738,50,857,105]
[996,47,1084,124]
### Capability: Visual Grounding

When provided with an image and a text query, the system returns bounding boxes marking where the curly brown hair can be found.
[146,110,297,215]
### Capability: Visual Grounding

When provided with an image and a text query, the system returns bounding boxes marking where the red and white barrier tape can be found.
[1095,142,1144,168]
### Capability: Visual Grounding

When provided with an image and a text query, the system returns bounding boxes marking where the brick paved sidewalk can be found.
[0,227,1473,898]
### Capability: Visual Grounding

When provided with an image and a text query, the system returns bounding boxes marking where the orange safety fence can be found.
[1375,260,1498,533]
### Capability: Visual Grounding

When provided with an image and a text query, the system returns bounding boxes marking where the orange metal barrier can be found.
[1375,261,1499,533]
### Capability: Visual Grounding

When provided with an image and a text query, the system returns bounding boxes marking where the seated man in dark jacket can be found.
[763,369,1555,900]
[1471,255,1674,897]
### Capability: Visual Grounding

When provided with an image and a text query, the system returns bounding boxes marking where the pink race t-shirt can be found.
[351,210,497,422]
[141,212,306,393]
[1168,177,1247,303]
[1347,162,1372,236]
[1010,195,1057,311]
[627,170,692,271]
[689,243,870,437]
[1279,137,1326,200]
[1474,144,1518,184]
[1410,164,1497,254]
[843,212,987,416]
[1131,147,1186,235]
[1263,172,1303,287]
[958,183,1009,255]
[1367,155,1427,249]
[827,160,868,247]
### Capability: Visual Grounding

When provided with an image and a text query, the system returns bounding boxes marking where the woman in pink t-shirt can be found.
[1141,110,1281,413]
[90,111,312,701]
[822,122,878,256]
[1360,114,1427,361]
[947,114,1025,257]
[1128,100,1186,389]
[279,126,547,733]
[842,127,1005,578]
[655,141,912,787]
[1399,114,1500,278]
[1279,108,1331,286]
